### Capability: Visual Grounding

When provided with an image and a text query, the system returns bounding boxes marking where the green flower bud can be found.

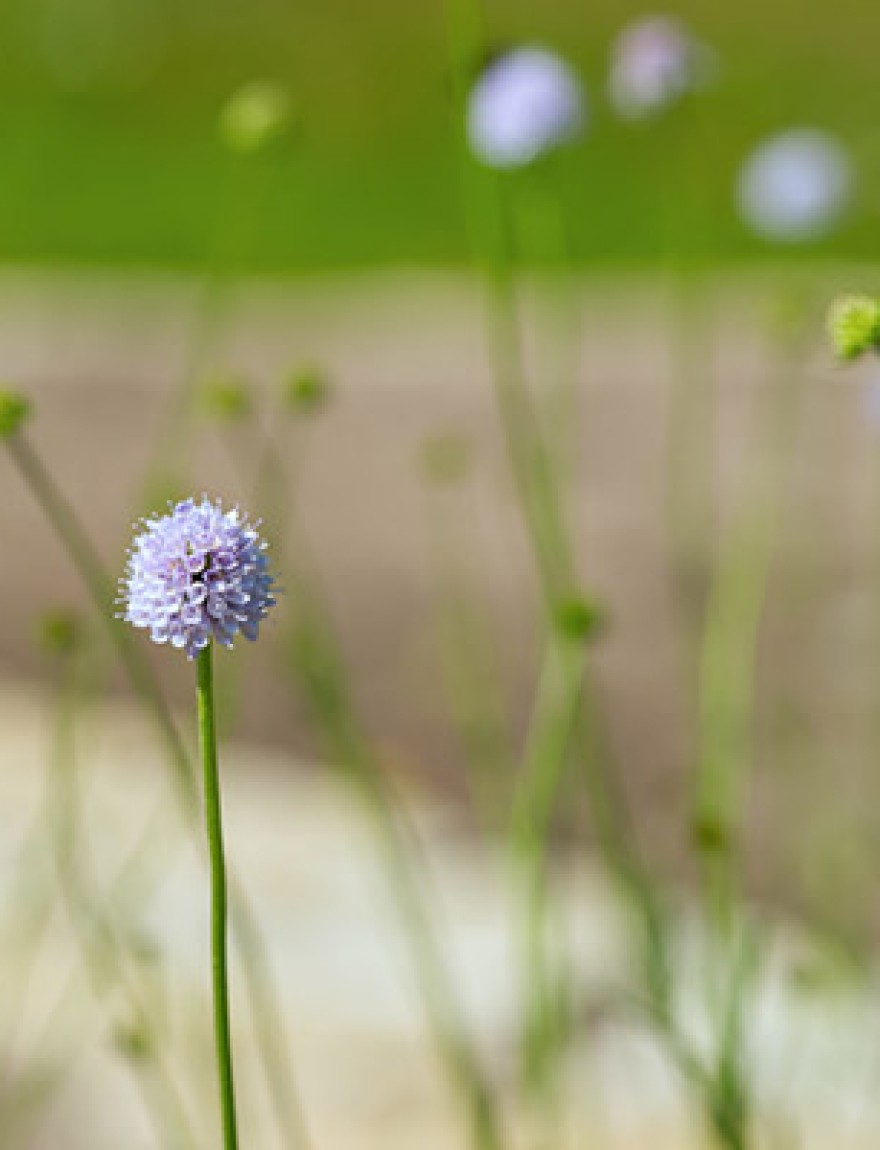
[827,294,880,361]
[554,593,605,643]
[283,367,330,415]
[0,391,31,438]
[220,81,292,154]
[36,610,84,659]
[691,811,729,854]
[199,375,253,423]
[113,1020,154,1061]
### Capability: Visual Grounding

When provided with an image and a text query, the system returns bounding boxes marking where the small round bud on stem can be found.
[827,294,880,361]
[554,593,605,643]
[220,81,292,154]
[691,812,729,854]
[113,1019,155,1062]
[36,610,84,660]
[199,375,254,423]
[0,390,31,438]
[283,367,330,415]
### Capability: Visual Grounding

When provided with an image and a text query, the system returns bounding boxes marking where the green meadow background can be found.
[0,0,878,271]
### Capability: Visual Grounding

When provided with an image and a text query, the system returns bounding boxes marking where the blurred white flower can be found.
[466,47,586,169]
[736,129,853,243]
[609,16,715,120]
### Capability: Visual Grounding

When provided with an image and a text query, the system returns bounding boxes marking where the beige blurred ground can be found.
[2,271,880,1148]
[1,269,879,909]
[2,680,880,1150]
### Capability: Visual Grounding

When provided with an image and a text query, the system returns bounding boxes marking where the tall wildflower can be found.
[120,495,277,1150]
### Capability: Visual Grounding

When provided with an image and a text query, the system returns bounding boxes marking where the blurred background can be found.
[2,1,880,1148]
[0,0,876,267]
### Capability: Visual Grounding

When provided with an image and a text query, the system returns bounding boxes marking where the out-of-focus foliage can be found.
[0,0,877,269]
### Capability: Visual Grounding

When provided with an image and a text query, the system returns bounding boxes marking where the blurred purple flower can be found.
[736,129,853,243]
[466,46,585,169]
[609,16,715,120]
[120,497,276,659]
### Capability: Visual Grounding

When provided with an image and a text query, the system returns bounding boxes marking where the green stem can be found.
[441,0,686,1097]
[509,637,584,1096]
[197,645,239,1150]
[691,351,799,1150]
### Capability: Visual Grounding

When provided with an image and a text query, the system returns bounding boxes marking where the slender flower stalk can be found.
[441,4,702,1128]
[691,329,804,1150]
[444,0,671,1062]
[509,634,586,1096]
[464,45,587,493]
[653,86,719,744]
[197,644,238,1150]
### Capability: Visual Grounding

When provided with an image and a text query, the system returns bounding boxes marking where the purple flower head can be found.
[119,497,276,659]
[467,46,586,169]
[609,17,716,120]
[736,129,852,244]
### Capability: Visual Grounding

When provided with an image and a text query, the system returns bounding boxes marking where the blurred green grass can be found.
[1,0,879,270]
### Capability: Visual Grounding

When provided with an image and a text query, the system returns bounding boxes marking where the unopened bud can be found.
[220,81,292,154]
[0,390,31,438]
[827,294,880,361]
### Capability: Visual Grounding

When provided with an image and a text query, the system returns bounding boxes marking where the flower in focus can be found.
[120,497,276,659]
[466,46,586,169]
[609,16,715,120]
[736,129,853,243]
